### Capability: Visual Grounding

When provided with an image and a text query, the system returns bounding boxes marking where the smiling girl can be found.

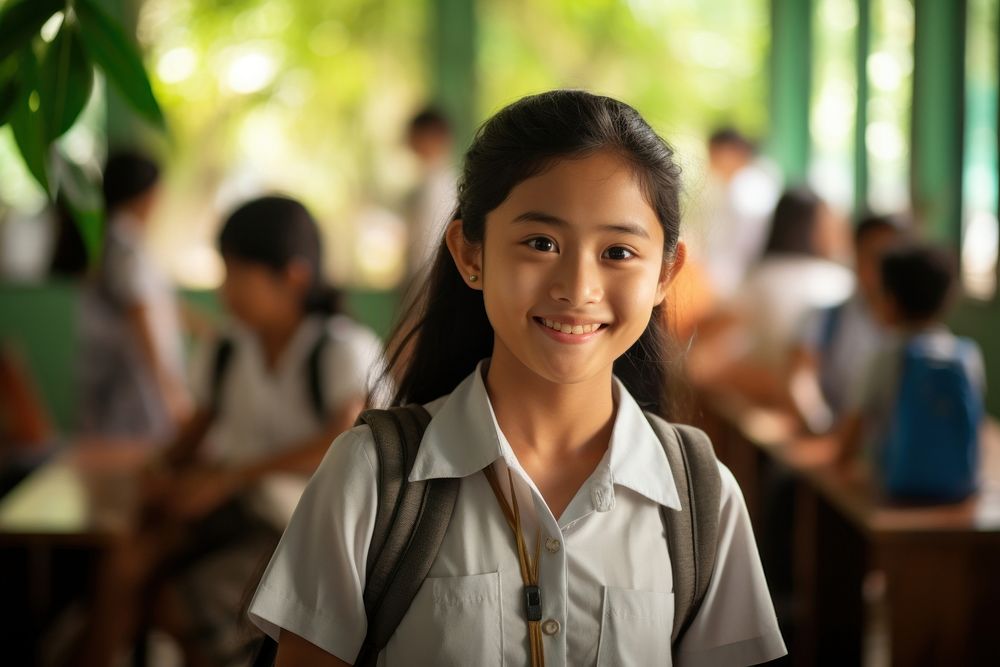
[248,91,785,666]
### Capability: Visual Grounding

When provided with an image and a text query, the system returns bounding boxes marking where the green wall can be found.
[0,283,400,433]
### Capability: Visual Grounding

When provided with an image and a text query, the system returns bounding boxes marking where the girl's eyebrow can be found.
[512,210,651,240]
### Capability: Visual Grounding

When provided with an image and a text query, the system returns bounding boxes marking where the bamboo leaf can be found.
[8,46,51,194]
[0,0,63,62]
[75,0,165,130]
[40,19,94,138]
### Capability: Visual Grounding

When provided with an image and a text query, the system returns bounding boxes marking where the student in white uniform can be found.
[79,196,382,667]
[249,91,786,666]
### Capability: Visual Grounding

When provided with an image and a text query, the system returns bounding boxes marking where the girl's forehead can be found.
[490,152,661,236]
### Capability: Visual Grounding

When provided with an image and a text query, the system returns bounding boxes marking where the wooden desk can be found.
[0,440,152,662]
[697,393,1000,666]
[0,440,151,544]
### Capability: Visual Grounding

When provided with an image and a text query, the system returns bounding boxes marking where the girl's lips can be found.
[532,317,608,344]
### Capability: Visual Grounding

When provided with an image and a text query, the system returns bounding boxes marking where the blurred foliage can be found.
[477,0,769,141]
[0,0,166,262]
[1,0,769,287]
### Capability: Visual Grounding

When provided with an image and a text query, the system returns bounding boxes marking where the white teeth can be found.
[540,319,602,335]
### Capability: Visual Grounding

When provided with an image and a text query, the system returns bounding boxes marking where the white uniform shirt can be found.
[249,363,786,666]
[189,314,382,527]
[103,213,186,382]
[801,294,885,416]
[735,255,855,367]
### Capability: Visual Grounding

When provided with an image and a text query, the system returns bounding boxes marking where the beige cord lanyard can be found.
[483,465,545,667]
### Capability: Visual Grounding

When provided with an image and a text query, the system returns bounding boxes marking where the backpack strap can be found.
[645,413,722,648]
[305,329,329,420]
[353,405,459,666]
[209,337,235,415]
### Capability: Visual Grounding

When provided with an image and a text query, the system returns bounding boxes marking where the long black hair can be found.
[382,90,685,418]
[761,186,825,257]
[218,195,342,315]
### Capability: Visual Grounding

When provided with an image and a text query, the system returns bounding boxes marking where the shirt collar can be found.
[409,360,682,511]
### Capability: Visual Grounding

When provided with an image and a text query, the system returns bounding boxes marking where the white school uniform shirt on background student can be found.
[189,314,383,528]
[249,361,786,666]
[78,212,185,441]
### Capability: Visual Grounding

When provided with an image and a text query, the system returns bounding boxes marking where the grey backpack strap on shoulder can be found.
[645,414,722,648]
[353,405,460,666]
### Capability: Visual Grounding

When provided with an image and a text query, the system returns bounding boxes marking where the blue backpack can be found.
[881,334,983,502]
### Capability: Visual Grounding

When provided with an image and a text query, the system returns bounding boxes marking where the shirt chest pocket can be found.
[597,587,674,666]
[383,572,504,667]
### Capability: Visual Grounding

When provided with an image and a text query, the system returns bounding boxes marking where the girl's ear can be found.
[445,219,484,290]
[654,240,687,306]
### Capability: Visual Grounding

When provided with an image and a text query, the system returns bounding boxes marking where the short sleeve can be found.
[846,342,897,417]
[322,318,384,412]
[248,426,379,661]
[966,340,987,394]
[675,463,787,667]
[101,230,149,307]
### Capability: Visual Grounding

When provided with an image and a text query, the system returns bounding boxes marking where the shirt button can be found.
[541,619,561,636]
[544,537,561,553]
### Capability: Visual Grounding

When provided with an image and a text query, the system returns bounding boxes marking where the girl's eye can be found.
[526,237,557,253]
[603,246,635,261]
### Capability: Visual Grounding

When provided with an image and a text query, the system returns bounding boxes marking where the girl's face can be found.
[451,150,680,386]
[220,257,307,332]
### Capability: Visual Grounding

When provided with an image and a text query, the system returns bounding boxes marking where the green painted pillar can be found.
[854,0,871,218]
[429,0,478,151]
[768,0,812,183]
[911,0,967,245]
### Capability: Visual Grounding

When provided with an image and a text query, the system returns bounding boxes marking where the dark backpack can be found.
[210,332,329,418]
[880,334,983,502]
[253,405,721,665]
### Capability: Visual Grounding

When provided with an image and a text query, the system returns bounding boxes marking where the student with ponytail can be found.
[249,91,785,666]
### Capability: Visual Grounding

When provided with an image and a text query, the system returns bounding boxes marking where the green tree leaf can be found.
[8,46,51,195]
[51,148,104,262]
[0,0,63,62]
[76,0,166,130]
[40,19,94,138]
[0,56,20,126]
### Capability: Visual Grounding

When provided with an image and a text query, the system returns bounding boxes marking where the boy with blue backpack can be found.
[838,242,986,502]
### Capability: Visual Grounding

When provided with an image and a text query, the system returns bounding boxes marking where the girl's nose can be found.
[549,252,604,306]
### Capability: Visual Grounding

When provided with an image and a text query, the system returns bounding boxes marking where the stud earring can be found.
[469,274,479,283]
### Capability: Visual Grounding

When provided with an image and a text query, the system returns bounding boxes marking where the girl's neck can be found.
[257,314,307,371]
[484,343,616,460]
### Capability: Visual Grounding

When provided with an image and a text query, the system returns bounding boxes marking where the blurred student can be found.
[404,107,457,278]
[838,243,985,501]
[77,150,189,442]
[688,187,853,407]
[788,214,908,432]
[80,196,382,667]
[688,128,780,300]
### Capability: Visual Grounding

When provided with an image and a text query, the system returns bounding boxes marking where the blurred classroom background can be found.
[0,0,998,665]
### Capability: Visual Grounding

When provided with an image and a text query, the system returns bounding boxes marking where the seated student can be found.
[79,196,383,667]
[789,214,908,432]
[838,242,986,500]
[688,187,853,408]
